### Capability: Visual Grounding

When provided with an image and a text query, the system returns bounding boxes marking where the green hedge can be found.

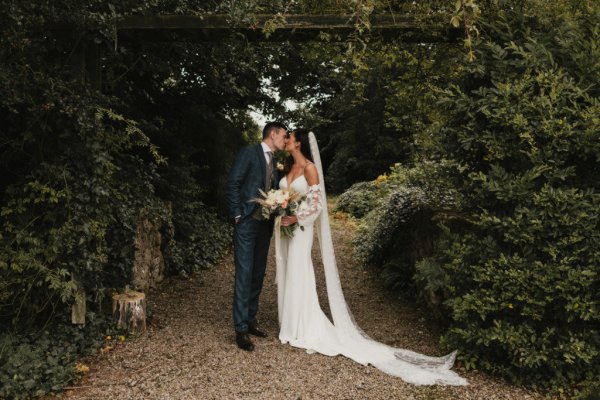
[435,4,600,392]
[0,3,238,398]
[438,2,600,391]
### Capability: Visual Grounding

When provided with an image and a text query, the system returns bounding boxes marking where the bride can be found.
[275,129,467,386]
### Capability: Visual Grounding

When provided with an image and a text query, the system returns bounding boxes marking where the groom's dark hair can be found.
[262,121,287,139]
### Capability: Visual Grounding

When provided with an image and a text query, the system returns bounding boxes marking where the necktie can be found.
[265,151,273,191]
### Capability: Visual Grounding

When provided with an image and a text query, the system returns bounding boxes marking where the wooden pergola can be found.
[73,13,459,91]
[117,14,460,42]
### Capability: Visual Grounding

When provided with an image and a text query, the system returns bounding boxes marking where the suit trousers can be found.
[233,216,272,332]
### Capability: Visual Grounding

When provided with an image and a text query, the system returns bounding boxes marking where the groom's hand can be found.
[281,215,298,226]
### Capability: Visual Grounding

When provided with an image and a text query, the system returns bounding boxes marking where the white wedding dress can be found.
[278,175,343,356]
[273,133,467,386]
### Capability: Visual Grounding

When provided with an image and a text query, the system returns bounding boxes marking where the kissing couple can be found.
[225,122,467,385]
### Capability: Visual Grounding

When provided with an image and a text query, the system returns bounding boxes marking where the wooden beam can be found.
[119,14,425,30]
[117,14,460,43]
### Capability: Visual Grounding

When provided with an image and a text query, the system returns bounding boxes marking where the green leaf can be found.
[451,15,461,28]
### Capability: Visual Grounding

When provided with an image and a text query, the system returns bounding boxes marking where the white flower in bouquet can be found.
[254,188,304,237]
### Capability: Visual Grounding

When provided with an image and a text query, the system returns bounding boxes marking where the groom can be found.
[226,121,288,351]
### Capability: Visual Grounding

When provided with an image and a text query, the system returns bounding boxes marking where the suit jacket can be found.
[226,144,279,221]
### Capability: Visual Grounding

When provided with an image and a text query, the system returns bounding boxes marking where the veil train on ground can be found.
[297,131,467,386]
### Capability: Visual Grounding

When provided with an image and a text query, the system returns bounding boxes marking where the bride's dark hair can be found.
[284,128,313,173]
[292,128,314,163]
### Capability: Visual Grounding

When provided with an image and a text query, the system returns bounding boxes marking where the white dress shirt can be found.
[261,142,273,163]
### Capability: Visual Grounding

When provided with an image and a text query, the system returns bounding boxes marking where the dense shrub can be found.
[0,313,118,398]
[0,105,166,329]
[432,3,600,391]
[157,165,232,276]
[356,186,438,291]
[353,162,463,293]
[313,42,457,194]
[0,2,247,398]
[335,181,379,218]
[345,3,600,393]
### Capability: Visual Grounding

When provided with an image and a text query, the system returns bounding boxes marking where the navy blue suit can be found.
[226,144,278,332]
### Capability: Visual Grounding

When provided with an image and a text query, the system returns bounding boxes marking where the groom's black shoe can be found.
[248,323,268,338]
[235,332,255,351]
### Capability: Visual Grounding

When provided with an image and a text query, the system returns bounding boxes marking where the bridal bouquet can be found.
[254,188,304,237]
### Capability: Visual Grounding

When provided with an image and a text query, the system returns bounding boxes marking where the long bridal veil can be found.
[308,132,467,386]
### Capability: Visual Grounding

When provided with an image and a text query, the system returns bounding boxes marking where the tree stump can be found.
[112,290,146,334]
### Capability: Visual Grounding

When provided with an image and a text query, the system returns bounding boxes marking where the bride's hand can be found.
[281,215,298,227]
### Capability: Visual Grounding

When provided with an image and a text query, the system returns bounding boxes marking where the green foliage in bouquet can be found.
[432,2,600,391]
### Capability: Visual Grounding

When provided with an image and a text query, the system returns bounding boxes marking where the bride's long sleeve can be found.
[296,184,322,226]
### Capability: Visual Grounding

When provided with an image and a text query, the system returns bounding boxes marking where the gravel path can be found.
[61,210,543,400]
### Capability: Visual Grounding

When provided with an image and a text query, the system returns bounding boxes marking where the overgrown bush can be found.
[157,165,232,276]
[0,104,166,328]
[0,313,119,398]
[0,2,247,398]
[335,181,379,218]
[347,3,600,393]
[433,2,600,392]
[353,162,462,293]
[308,38,460,194]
